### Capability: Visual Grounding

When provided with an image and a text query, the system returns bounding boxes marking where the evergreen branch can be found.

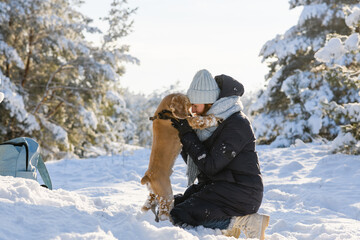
[49,86,100,92]
[32,63,75,114]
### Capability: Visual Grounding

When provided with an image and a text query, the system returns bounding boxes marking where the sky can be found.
[79,0,303,95]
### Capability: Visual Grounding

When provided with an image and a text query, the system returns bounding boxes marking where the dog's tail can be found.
[141,175,150,185]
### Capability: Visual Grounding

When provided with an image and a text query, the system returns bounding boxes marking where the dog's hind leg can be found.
[153,177,174,221]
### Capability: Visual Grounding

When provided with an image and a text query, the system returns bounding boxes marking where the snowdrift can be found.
[0,143,359,239]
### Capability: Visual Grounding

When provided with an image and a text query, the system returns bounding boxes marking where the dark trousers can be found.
[170,183,232,229]
[170,181,261,229]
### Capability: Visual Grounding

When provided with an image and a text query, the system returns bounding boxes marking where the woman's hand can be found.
[170,118,194,138]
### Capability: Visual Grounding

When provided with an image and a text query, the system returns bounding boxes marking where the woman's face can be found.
[191,104,205,115]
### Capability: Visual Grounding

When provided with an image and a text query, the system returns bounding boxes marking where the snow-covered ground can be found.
[0,142,359,240]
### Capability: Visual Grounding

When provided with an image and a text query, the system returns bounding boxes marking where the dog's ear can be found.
[170,94,191,119]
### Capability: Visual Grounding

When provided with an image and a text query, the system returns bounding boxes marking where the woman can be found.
[169,69,269,239]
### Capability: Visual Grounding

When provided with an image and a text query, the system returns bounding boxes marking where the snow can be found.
[307,114,322,134]
[40,117,69,144]
[0,75,3,103]
[260,33,314,61]
[0,143,359,239]
[345,7,360,28]
[298,3,345,27]
[314,38,345,63]
[298,4,329,26]
[344,33,359,51]
[0,73,40,133]
[0,39,25,69]
[331,132,357,152]
[80,107,99,129]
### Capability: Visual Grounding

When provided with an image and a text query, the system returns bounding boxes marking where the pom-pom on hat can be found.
[187,69,220,104]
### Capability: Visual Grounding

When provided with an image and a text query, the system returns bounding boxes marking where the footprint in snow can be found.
[278,161,304,177]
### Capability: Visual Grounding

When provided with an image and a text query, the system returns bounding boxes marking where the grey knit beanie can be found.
[187,69,220,104]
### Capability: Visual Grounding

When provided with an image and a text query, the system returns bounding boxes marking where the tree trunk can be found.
[21,29,34,87]
[5,63,10,77]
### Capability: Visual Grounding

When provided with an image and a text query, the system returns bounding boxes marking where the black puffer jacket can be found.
[186,111,263,191]
[181,74,263,192]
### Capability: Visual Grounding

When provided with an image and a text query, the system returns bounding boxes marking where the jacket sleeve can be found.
[180,147,188,164]
[180,117,254,177]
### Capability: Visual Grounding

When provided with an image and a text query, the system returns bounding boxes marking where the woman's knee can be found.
[170,205,197,227]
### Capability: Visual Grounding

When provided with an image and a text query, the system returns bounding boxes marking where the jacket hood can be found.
[214,74,244,99]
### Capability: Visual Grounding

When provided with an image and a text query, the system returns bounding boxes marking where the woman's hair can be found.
[200,104,213,116]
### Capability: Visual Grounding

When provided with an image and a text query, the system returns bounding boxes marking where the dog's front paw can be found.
[187,114,222,129]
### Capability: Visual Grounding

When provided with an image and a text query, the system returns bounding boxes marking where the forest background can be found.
[0,0,359,160]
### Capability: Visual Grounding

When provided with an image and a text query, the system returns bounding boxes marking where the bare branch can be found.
[32,63,74,114]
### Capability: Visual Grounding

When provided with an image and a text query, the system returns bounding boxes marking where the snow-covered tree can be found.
[241,90,261,122]
[0,70,6,104]
[0,0,138,159]
[251,0,360,149]
[314,6,360,154]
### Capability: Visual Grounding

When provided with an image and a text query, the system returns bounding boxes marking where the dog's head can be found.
[169,94,192,119]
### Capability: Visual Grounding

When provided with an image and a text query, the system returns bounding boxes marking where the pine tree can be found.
[0,0,138,159]
[314,6,360,154]
[251,0,360,148]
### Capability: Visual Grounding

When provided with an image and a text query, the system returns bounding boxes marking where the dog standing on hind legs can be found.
[140,93,221,221]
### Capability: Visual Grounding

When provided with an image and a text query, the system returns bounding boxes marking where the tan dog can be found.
[140,93,221,221]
